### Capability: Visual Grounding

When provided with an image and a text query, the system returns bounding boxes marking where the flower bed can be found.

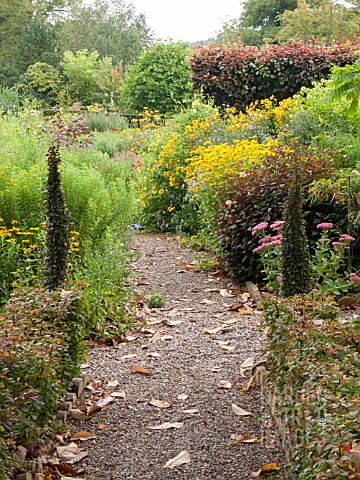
[262,293,360,479]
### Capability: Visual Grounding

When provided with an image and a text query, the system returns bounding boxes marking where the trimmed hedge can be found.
[189,42,358,111]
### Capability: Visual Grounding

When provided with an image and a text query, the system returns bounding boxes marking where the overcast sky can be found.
[131,0,242,43]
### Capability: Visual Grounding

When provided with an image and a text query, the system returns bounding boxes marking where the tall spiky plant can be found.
[44,142,71,290]
[281,159,310,297]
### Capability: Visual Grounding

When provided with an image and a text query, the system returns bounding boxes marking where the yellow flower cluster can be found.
[0,220,42,253]
[186,137,280,190]
[226,97,294,133]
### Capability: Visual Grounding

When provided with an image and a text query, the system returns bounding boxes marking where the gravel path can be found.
[67,233,288,479]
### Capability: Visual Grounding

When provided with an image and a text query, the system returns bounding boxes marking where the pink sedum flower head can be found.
[270,221,285,231]
[339,234,355,241]
[350,273,360,283]
[251,222,268,235]
[316,222,333,229]
[332,241,345,247]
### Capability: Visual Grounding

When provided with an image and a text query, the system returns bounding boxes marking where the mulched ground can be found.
[66,233,288,479]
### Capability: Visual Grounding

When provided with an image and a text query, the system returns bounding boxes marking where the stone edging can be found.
[253,366,293,464]
[15,374,89,480]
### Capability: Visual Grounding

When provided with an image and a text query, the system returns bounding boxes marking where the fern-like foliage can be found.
[329,53,360,114]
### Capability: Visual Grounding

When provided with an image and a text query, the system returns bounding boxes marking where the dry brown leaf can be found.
[200,299,216,305]
[238,292,251,303]
[110,391,126,399]
[162,319,183,326]
[203,288,219,293]
[96,395,115,408]
[57,443,88,464]
[232,404,252,416]
[177,394,188,401]
[71,431,96,441]
[148,318,162,325]
[148,398,171,408]
[107,380,119,387]
[251,462,279,477]
[182,408,199,414]
[218,380,232,389]
[146,352,161,359]
[120,354,137,360]
[164,450,190,469]
[147,422,184,430]
[69,409,90,421]
[86,381,101,392]
[237,309,254,315]
[217,342,236,352]
[203,326,222,335]
[356,191,360,205]
[160,334,173,341]
[150,331,162,343]
[221,318,237,325]
[124,335,137,342]
[240,357,255,369]
[230,434,265,443]
[242,372,258,392]
[86,405,102,416]
[131,365,153,375]
[219,289,235,298]
[167,308,185,317]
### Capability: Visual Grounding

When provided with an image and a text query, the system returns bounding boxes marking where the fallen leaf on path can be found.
[150,331,162,343]
[167,308,185,317]
[162,319,183,326]
[140,327,156,335]
[230,434,265,443]
[121,354,137,360]
[237,309,254,315]
[240,357,255,369]
[251,462,279,477]
[146,352,161,359]
[217,342,236,352]
[177,394,188,401]
[160,334,173,341]
[86,381,101,392]
[57,443,88,464]
[131,365,153,375]
[232,404,252,416]
[203,288,219,293]
[242,372,258,392]
[147,422,184,430]
[96,395,114,408]
[182,408,199,414]
[69,409,90,421]
[200,299,216,305]
[110,391,126,398]
[107,380,119,387]
[238,293,251,303]
[71,431,96,441]
[221,318,237,325]
[148,398,171,408]
[124,335,138,342]
[220,289,235,298]
[164,450,190,469]
[203,326,222,335]
[86,405,102,416]
[148,318,162,325]
[218,380,232,389]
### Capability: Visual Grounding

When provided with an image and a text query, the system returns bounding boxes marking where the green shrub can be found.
[190,42,358,111]
[0,286,86,477]
[216,143,346,282]
[93,131,127,158]
[84,112,129,132]
[123,42,194,114]
[262,293,360,478]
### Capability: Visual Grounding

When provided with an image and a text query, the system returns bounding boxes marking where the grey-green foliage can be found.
[123,42,193,114]
[281,161,310,297]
